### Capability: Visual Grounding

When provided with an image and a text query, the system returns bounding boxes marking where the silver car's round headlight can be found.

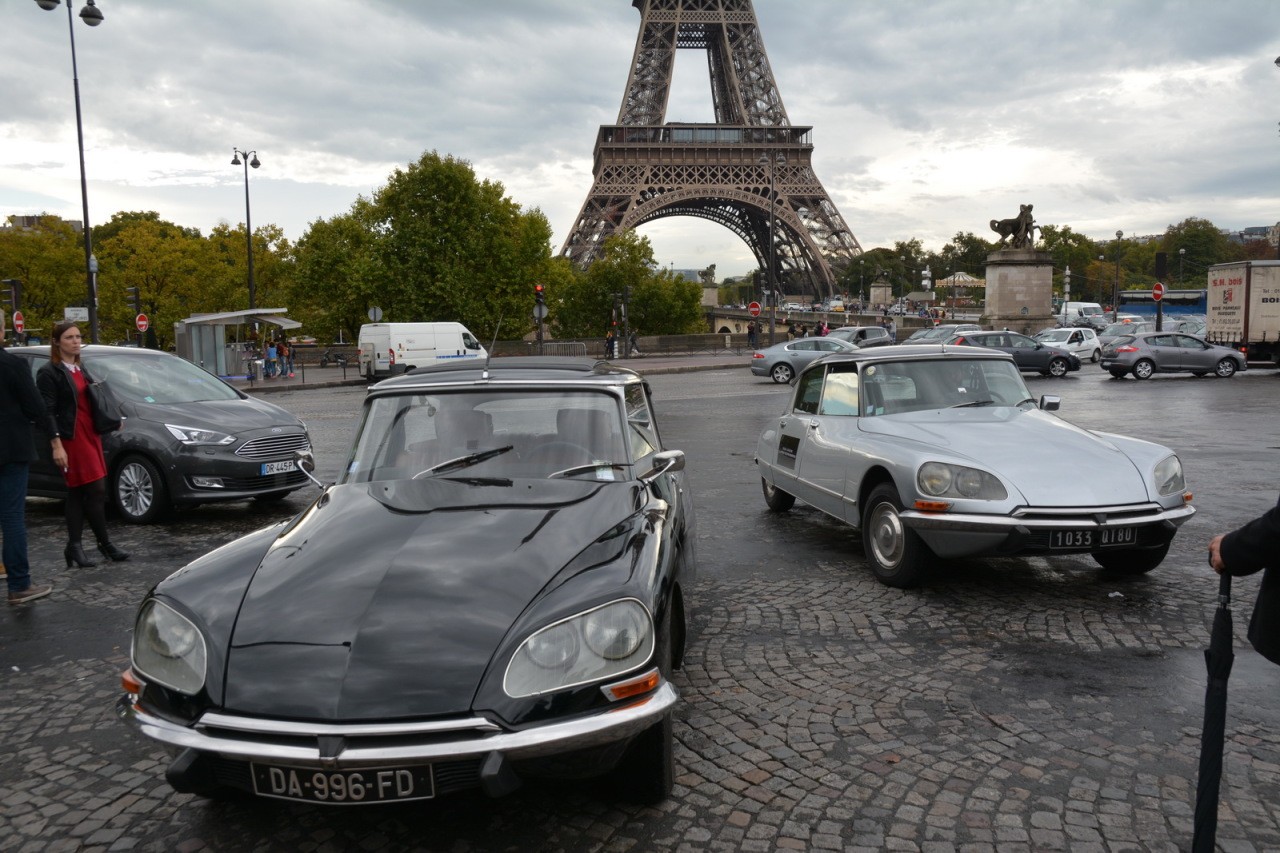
[1154,455,1185,496]
[917,462,1007,501]
[918,462,953,496]
[132,599,208,696]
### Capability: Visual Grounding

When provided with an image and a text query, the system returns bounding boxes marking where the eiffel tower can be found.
[561,0,862,301]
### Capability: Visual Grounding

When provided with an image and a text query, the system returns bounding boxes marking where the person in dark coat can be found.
[1209,495,1280,664]
[1,309,57,604]
[36,321,129,570]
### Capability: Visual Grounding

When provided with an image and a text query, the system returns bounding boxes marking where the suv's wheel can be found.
[1132,359,1155,380]
[769,363,794,384]
[861,483,929,588]
[1215,358,1238,378]
[1047,357,1069,377]
[112,455,170,523]
[762,478,796,512]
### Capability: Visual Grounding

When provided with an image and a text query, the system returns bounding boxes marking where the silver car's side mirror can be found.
[1039,395,1061,411]
[640,449,685,485]
[293,449,326,489]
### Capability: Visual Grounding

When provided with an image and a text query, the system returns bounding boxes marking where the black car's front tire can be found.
[112,454,170,524]
[1091,541,1171,574]
[861,483,929,588]
[610,608,676,804]
[762,478,796,512]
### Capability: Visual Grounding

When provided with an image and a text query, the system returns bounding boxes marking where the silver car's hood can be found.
[858,409,1152,506]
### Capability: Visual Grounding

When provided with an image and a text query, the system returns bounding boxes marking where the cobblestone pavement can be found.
[2,367,1278,851]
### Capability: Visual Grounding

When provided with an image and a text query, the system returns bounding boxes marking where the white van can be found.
[1058,301,1107,330]
[357,322,487,380]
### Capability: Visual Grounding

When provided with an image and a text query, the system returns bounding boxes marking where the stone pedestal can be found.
[983,249,1055,335]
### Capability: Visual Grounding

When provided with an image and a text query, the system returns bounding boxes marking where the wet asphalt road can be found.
[2,364,1279,852]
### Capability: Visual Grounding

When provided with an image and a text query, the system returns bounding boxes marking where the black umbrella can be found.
[1193,571,1234,853]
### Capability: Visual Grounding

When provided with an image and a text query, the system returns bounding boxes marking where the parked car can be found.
[1097,321,1155,348]
[12,345,310,523]
[900,323,981,345]
[1100,331,1247,379]
[1033,327,1102,362]
[943,330,1081,376]
[750,336,857,383]
[754,346,1194,587]
[827,326,893,348]
[117,357,696,805]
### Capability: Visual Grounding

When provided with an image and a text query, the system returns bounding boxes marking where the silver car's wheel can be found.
[1090,349,1101,363]
[112,455,169,524]
[762,478,795,512]
[1132,359,1155,380]
[1047,357,1069,378]
[1215,358,1237,378]
[770,363,794,384]
[861,483,928,588]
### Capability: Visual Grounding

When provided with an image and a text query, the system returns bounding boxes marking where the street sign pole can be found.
[1153,282,1165,331]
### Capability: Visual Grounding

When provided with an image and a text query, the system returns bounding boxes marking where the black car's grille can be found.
[206,470,309,491]
[236,433,310,460]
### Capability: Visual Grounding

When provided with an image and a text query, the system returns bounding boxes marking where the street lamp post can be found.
[37,0,104,343]
[1179,247,1185,285]
[760,151,785,345]
[231,148,260,310]
[858,259,864,315]
[1112,230,1123,323]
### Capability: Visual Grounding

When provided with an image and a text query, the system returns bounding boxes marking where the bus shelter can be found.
[174,309,301,378]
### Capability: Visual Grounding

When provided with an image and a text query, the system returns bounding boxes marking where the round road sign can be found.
[748,301,762,316]
[136,313,149,332]
[12,310,24,334]
[1152,282,1165,302]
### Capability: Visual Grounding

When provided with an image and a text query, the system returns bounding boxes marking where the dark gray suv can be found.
[13,345,311,523]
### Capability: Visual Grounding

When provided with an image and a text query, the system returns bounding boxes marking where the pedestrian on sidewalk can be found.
[0,308,55,604]
[628,330,642,356]
[1209,495,1280,663]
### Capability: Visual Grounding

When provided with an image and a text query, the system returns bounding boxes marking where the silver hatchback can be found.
[1100,332,1247,379]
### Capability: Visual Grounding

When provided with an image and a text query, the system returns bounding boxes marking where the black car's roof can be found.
[375,356,643,390]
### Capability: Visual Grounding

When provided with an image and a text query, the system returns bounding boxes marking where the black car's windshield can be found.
[86,352,240,404]
[343,389,630,483]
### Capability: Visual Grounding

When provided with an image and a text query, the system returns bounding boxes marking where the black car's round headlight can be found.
[132,599,208,696]
[504,599,654,698]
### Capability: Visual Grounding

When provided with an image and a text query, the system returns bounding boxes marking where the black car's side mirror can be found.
[293,449,326,489]
[640,449,685,485]
[1039,395,1061,411]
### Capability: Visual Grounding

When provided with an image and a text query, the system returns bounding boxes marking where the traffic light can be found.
[125,286,141,315]
[1,278,19,312]
[534,284,545,305]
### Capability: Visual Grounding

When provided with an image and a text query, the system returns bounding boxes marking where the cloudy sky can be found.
[3,0,1278,279]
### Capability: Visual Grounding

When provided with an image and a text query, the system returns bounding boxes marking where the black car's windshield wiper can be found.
[548,461,631,480]
[949,399,996,408]
[414,445,514,478]
[1015,397,1038,407]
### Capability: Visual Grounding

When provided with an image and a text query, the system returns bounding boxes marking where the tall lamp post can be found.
[1112,230,1123,323]
[858,259,865,315]
[231,148,260,310]
[760,151,785,345]
[1179,247,1185,285]
[36,0,104,343]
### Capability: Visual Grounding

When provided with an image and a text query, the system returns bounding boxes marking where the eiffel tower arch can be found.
[561,0,862,301]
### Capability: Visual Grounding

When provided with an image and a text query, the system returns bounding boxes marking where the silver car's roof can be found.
[804,343,1017,368]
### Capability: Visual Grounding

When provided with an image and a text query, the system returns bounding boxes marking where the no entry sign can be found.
[136,313,149,332]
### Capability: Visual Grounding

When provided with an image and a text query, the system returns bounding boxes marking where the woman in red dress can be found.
[36,322,129,568]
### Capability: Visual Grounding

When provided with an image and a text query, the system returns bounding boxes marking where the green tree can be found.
[1038,224,1097,297]
[1160,217,1244,284]
[0,215,86,339]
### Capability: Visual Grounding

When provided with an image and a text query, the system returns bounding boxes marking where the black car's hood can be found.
[129,397,301,431]
[222,478,641,720]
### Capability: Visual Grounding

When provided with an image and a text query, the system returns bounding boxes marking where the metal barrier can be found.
[539,341,589,357]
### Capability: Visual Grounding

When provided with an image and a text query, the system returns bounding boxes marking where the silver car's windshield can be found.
[342,389,630,483]
[857,359,1031,416]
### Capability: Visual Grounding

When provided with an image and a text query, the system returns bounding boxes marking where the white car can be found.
[1033,327,1102,363]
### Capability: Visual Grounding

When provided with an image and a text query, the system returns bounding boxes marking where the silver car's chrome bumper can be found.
[903,502,1195,533]
[116,680,677,769]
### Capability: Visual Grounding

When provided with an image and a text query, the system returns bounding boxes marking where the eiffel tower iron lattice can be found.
[561,0,863,302]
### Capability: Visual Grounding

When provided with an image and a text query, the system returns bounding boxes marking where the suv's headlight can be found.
[166,424,236,446]
[918,461,1008,500]
[132,599,208,695]
[1154,455,1185,496]
[504,599,653,698]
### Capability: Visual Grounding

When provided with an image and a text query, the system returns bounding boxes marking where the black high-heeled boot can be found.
[97,540,130,562]
[65,542,97,568]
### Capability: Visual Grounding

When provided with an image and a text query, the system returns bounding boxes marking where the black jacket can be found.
[0,347,55,464]
[1221,494,1280,664]
[36,359,100,442]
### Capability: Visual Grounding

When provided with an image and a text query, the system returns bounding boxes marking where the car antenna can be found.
[483,316,502,380]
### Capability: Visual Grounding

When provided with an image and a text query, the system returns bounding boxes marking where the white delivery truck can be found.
[1058,301,1107,330]
[357,322,487,380]
[1206,260,1280,367]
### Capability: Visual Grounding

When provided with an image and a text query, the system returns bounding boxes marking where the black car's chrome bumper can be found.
[116,680,677,769]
